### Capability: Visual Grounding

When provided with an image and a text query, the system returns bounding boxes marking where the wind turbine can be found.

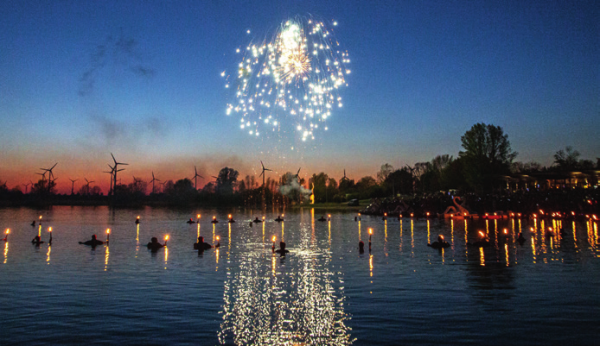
[84,178,95,195]
[293,167,301,183]
[193,166,203,190]
[68,179,78,195]
[40,163,58,181]
[149,172,160,194]
[23,182,32,194]
[259,161,272,188]
[110,153,128,196]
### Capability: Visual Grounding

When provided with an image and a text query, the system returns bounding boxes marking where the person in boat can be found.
[317,215,327,222]
[359,240,365,254]
[31,220,36,227]
[428,235,450,249]
[32,235,44,245]
[228,217,235,223]
[274,215,284,222]
[517,232,526,244]
[186,218,195,224]
[79,234,103,246]
[253,217,262,223]
[275,241,289,255]
[194,236,212,251]
[211,218,219,224]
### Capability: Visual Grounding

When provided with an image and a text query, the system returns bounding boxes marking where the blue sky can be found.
[0,0,598,193]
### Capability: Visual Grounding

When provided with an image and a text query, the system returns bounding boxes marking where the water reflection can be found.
[219,218,353,345]
[4,241,8,264]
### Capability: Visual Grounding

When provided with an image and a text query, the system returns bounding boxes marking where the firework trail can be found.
[223,16,350,141]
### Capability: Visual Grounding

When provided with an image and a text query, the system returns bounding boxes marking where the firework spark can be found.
[224,16,350,141]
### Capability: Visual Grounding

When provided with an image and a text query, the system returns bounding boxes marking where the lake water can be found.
[1,206,599,345]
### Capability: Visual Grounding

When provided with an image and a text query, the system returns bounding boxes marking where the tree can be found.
[459,123,517,191]
[376,163,394,184]
[216,167,239,195]
[553,146,580,170]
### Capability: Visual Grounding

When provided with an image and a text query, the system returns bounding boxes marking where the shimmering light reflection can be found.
[410,219,414,257]
[219,213,352,345]
[164,246,168,270]
[369,254,373,278]
[104,245,109,272]
[479,247,485,266]
[4,241,8,264]
[46,245,51,264]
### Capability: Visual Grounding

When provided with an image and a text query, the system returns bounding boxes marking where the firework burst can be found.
[224,16,350,141]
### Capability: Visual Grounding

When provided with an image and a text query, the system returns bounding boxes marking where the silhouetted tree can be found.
[216,167,239,195]
[459,123,517,191]
[554,146,580,170]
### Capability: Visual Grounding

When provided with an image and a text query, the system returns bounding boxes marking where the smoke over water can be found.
[279,172,311,199]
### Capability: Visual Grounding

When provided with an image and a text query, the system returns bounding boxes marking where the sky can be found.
[1,0,598,194]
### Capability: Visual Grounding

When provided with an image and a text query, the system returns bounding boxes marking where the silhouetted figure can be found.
[317,215,327,222]
[517,232,526,245]
[428,235,450,249]
[31,221,36,227]
[48,233,52,245]
[228,218,235,223]
[211,218,219,224]
[359,240,365,254]
[275,241,289,255]
[31,235,44,245]
[274,215,284,222]
[249,222,253,227]
[194,236,212,251]
[135,218,140,224]
[354,216,357,221]
[147,237,165,251]
[253,217,262,223]
[186,218,195,224]
[79,234,103,246]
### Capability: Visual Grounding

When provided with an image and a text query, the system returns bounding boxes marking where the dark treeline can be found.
[1,123,598,211]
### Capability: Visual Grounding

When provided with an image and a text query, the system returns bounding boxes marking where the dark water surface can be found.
[1,206,599,345]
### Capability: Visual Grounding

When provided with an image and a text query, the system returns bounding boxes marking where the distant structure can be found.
[22,182,32,194]
[84,178,95,195]
[193,166,203,190]
[69,178,78,195]
[259,161,272,209]
[149,172,160,194]
[109,153,128,197]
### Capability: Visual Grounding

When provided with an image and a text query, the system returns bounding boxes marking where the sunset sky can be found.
[1,0,598,194]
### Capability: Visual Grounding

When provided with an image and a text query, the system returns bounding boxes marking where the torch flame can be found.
[106,228,110,234]
[479,231,485,238]
[5,229,9,235]
[216,236,220,241]
[368,228,373,235]
[272,236,276,242]
[197,214,201,219]
[165,235,169,241]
